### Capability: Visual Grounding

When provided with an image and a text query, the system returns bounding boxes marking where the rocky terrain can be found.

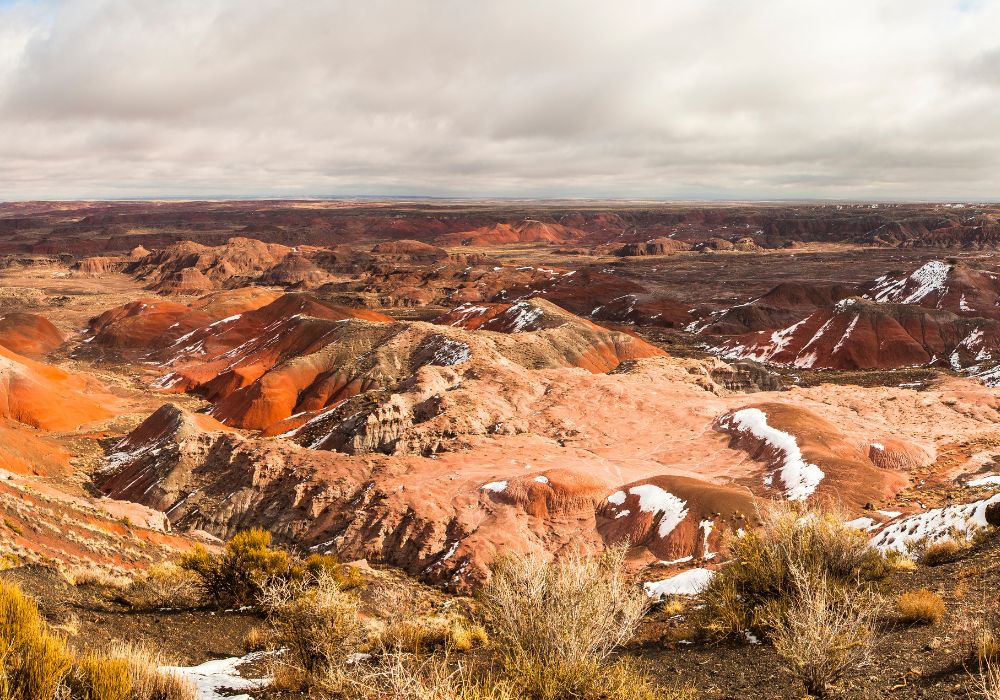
[7,200,1000,697]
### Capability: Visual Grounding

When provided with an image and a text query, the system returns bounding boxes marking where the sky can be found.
[1,0,999,201]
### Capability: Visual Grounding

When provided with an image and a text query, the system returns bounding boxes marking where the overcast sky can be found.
[1,0,999,200]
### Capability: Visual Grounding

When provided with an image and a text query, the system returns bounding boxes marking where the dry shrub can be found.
[768,567,877,699]
[956,613,1000,664]
[73,655,132,700]
[480,544,664,700]
[107,644,196,700]
[122,563,201,611]
[481,544,647,669]
[920,538,968,566]
[260,573,361,682]
[703,503,888,637]
[300,554,365,591]
[179,530,364,609]
[64,566,131,590]
[975,658,1000,699]
[369,615,488,655]
[179,528,290,608]
[319,651,516,700]
[895,589,945,625]
[242,626,271,653]
[0,581,73,699]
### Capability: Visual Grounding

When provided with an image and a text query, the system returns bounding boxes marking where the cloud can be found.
[0,0,999,199]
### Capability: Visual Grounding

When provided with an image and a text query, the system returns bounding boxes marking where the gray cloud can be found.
[0,0,999,199]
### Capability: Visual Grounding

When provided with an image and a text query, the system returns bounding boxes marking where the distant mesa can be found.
[613,238,691,257]
[439,221,586,247]
[693,281,857,335]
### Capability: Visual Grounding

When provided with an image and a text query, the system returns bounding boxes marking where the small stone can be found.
[925,638,942,650]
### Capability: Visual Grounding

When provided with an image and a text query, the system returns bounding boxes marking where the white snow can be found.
[871,492,1000,552]
[658,555,693,566]
[699,519,716,559]
[627,484,689,537]
[845,516,877,530]
[644,568,715,598]
[504,302,544,332]
[870,442,885,451]
[867,260,951,304]
[430,338,471,366]
[447,304,490,326]
[831,315,859,355]
[604,485,689,537]
[533,475,549,484]
[718,408,824,500]
[163,652,269,700]
[606,490,626,506]
[968,475,1000,487]
[481,481,508,493]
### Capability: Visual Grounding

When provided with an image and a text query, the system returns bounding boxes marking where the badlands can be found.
[6,199,1000,697]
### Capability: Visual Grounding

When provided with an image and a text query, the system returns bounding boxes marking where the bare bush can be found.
[480,544,647,670]
[895,589,945,625]
[974,658,1000,699]
[768,567,878,699]
[122,563,201,611]
[260,573,361,681]
[703,502,888,636]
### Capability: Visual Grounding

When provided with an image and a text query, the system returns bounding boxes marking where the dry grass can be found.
[122,563,201,611]
[0,581,73,699]
[242,626,272,653]
[73,655,132,700]
[318,652,695,700]
[702,502,888,637]
[885,551,917,572]
[64,566,131,590]
[480,544,647,671]
[261,573,361,681]
[895,589,945,625]
[368,615,488,654]
[106,644,196,700]
[768,567,878,699]
[920,538,968,566]
[0,581,195,700]
[973,658,1000,699]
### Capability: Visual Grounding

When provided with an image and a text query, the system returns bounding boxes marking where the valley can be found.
[4,199,1000,698]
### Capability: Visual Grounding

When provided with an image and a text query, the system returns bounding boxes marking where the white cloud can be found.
[0,0,998,199]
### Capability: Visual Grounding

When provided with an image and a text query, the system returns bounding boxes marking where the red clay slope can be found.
[0,313,63,357]
[717,297,1000,373]
[0,345,113,430]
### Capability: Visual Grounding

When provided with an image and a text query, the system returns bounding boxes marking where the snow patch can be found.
[718,408,824,500]
[871,493,1000,552]
[163,652,270,700]
[644,568,715,598]
[627,484,689,537]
